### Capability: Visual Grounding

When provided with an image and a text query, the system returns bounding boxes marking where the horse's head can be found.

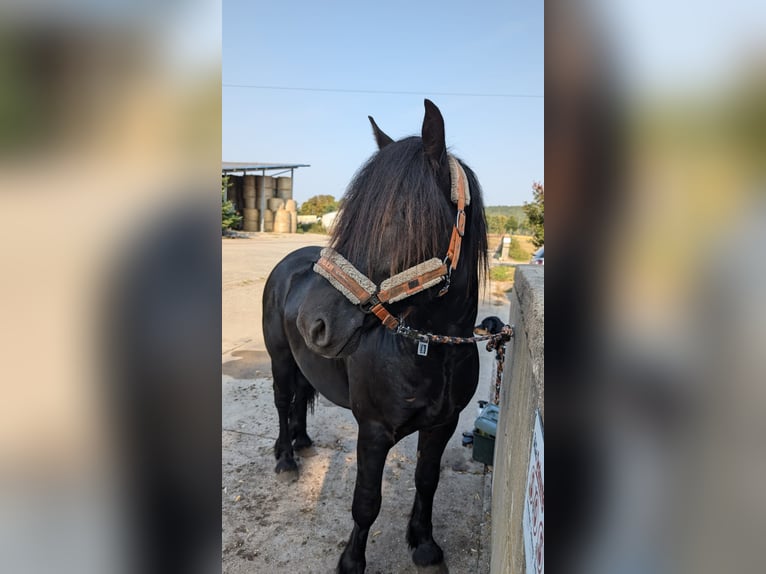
[297,100,487,357]
[296,269,367,358]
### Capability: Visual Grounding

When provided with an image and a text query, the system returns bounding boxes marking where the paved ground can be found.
[222,234,511,574]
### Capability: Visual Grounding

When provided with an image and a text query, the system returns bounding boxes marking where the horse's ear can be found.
[422,99,449,185]
[368,116,394,149]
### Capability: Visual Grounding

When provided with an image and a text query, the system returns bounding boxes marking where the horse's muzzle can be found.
[297,300,364,358]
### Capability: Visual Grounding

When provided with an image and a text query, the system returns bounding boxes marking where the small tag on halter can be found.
[417,341,429,356]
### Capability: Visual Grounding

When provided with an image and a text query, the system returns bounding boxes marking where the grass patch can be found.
[508,238,531,261]
[489,265,516,282]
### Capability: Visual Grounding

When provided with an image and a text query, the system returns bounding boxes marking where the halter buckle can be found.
[358,293,381,314]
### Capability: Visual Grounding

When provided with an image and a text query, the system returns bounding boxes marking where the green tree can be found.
[505,215,519,234]
[486,214,509,234]
[299,194,338,216]
[523,182,544,247]
[222,176,241,233]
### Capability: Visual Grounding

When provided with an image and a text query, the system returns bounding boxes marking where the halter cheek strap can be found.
[444,156,468,276]
[313,155,470,330]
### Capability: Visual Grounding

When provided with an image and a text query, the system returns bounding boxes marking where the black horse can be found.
[262,100,487,573]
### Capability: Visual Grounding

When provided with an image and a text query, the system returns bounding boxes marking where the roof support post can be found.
[260,169,266,232]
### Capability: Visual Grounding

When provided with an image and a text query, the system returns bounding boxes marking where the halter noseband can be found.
[313,155,469,330]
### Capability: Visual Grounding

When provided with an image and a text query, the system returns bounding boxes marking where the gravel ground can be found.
[222,234,510,574]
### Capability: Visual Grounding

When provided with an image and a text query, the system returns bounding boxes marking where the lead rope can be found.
[486,335,507,405]
[394,322,513,402]
[394,322,513,346]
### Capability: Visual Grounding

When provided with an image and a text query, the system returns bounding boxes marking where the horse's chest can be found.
[348,345,478,430]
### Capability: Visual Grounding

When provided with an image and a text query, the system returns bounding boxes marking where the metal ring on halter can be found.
[455,209,465,237]
[437,259,452,297]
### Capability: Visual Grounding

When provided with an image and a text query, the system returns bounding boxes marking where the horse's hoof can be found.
[274,457,298,482]
[293,435,314,451]
[295,444,317,457]
[275,469,299,483]
[412,541,444,567]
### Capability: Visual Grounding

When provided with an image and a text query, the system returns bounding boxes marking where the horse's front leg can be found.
[289,371,314,452]
[272,358,298,477]
[337,421,394,574]
[407,416,459,567]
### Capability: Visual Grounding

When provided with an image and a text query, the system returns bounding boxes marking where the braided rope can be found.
[491,343,506,404]
[394,322,513,345]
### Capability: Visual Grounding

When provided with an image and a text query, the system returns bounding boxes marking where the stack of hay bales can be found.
[259,177,296,233]
[275,177,296,233]
[285,199,298,233]
[238,175,298,233]
[242,176,259,231]
[253,175,274,231]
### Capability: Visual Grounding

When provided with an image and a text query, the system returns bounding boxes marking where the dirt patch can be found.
[222,412,491,574]
[222,349,272,379]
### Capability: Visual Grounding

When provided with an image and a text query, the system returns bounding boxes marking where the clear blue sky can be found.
[223,0,543,206]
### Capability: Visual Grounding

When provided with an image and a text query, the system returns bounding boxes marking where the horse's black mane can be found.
[330,137,487,282]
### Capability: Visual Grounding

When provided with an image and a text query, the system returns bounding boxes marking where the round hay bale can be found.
[255,175,274,190]
[244,197,256,209]
[262,208,274,232]
[276,178,293,200]
[256,187,274,202]
[243,208,259,221]
[289,210,297,233]
[285,199,297,212]
[267,197,285,212]
[243,176,256,196]
[274,207,291,233]
[242,220,260,232]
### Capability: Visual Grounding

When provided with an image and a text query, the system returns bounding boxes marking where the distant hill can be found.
[485,205,528,222]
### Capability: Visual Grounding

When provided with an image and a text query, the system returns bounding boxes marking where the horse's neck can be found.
[409,286,478,334]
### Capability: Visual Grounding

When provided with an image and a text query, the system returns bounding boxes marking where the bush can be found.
[222,175,242,233]
[299,195,338,216]
[222,199,242,233]
[523,182,544,248]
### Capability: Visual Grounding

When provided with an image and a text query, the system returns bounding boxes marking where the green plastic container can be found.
[472,404,500,465]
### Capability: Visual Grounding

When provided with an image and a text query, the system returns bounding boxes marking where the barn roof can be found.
[222,162,310,174]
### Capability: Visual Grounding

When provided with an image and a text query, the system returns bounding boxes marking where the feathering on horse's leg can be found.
[407,417,459,566]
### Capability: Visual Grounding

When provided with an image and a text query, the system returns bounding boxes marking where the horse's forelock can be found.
[330,137,486,282]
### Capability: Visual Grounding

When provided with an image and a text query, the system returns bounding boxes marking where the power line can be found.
[222,83,543,99]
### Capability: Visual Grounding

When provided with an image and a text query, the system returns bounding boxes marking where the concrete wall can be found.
[490,265,544,573]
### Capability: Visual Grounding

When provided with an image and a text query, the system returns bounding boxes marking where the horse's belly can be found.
[290,345,351,409]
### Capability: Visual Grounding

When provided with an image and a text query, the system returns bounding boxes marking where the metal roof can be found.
[222,162,310,173]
